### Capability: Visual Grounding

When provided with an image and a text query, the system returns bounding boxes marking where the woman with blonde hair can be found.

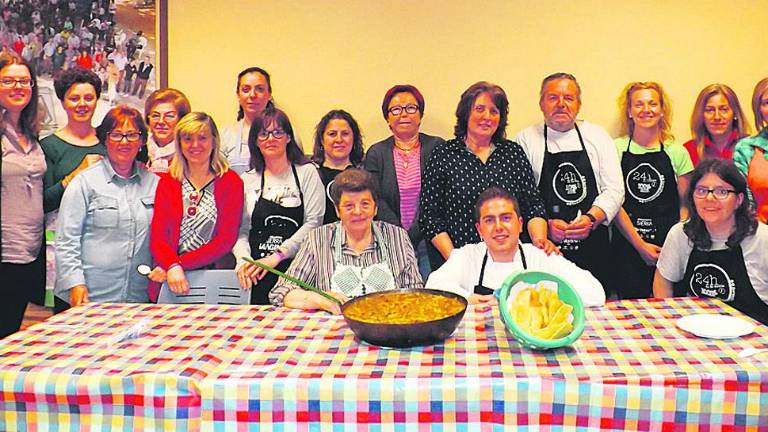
[733,77,768,223]
[148,112,244,301]
[611,82,693,298]
[683,83,749,166]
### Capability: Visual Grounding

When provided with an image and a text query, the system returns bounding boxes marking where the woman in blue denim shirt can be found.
[54,106,159,310]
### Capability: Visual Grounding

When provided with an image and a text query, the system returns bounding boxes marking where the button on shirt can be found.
[55,160,159,303]
[419,138,546,248]
[1,132,46,263]
[515,121,624,224]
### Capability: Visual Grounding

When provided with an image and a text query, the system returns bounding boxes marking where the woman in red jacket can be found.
[148,112,244,300]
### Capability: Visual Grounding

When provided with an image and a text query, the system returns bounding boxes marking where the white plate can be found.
[676,314,755,339]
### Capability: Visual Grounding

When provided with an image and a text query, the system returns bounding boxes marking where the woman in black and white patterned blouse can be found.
[419,81,554,269]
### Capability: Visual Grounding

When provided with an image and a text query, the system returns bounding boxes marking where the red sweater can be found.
[148,170,244,300]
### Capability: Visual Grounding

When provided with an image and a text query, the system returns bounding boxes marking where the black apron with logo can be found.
[248,165,304,305]
[538,124,610,290]
[318,165,346,225]
[674,245,768,325]
[474,246,527,295]
[612,139,679,299]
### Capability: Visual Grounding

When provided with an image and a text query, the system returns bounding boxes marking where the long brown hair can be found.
[690,84,749,159]
[0,49,39,140]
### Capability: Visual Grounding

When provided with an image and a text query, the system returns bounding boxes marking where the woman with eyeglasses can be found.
[311,109,364,224]
[0,50,46,338]
[233,106,324,304]
[220,66,274,174]
[54,106,159,310]
[364,84,445,279]
[654,159,768,324]
[144,88,191,173]
[610,82,693,299]
[733,78,768,224]
[41,67,106,214]
[683,84,750,166]
[147,112,243,301]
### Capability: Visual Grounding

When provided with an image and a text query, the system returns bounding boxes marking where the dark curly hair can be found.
[454,81,508,143]
[311,109,364,166]
[329,168,379,206]
[683,159,757,250]
[54,67,102,100]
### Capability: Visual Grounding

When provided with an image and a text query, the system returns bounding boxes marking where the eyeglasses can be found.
[0,77,34,88]
[148,112,178,122]
[257,129,286,141]
[108,132,142,142]
[388,104,419,116]
[693,186,737,200]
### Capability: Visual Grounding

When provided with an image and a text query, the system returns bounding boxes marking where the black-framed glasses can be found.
[108,132,142,142]
[0,77,34,88]
[257,129,286,141]
[388,104,419,116]
[693,186,736,200]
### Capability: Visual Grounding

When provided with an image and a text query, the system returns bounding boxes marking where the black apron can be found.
[474,246,528,295]
[674,245,768,325]
[318,165,346,225]
[612,139,679,299]
[248,165,304,305]
[538,124,610,290]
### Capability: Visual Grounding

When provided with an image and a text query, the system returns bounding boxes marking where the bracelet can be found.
[584,213,597,229]
[274,249,286,262]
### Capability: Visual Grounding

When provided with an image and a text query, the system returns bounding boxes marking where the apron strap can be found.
[259,163,303,202]
[544,123,586,153]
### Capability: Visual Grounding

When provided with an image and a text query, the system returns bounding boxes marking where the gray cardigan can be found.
[363,132,445,246]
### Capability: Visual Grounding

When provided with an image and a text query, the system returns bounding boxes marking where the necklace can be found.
[395,140,420,169]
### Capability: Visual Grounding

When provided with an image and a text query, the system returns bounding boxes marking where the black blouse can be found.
[419,138,546,248]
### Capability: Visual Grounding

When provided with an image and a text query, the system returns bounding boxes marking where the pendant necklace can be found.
[395,141,419,169]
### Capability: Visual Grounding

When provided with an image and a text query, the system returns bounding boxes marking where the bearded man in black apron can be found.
[515,73,625,296]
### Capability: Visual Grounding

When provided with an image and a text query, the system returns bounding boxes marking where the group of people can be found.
[2,49,768,339]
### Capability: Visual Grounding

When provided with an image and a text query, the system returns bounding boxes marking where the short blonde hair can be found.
[168,112,229,180]
[751,78,768,133]
[617,81,673,143]
[690,84,750,160]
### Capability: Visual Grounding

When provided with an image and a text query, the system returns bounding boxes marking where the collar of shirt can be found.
[335,224,379,257]
[101,159,143,184]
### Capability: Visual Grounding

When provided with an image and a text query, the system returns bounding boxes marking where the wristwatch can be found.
[584,212,597,230]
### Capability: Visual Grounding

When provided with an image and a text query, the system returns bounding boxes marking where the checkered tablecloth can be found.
[1,298,767,431]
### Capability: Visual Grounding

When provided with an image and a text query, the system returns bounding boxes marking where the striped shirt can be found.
[393,146,421,231]
[269,221,424,306]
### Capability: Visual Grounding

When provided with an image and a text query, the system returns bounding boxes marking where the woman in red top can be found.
[148,112,244,300]
[683,84,749,166]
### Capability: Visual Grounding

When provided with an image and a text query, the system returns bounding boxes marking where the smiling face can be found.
[693,172,743,231]
[147,101,179,146]
[180,128,214,168]
[105,119,142,172]
[322,118,354,166]
[62,82,98,125]
[629,88,662,131]
[336,189,377,233]
[540,78,581,132]
[386,91,422,139]
[0,63,33,114]
[475,197,522,259]
[238,71,271,121]
[466,92,500,141]
[760,90,768,124]
[703,93,735,139]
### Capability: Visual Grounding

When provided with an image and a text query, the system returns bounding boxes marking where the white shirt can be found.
[425,242,606,306]
[657,222,768,305]
[220,120,250,175]
[514,121,624,224]
[146,136,175,173]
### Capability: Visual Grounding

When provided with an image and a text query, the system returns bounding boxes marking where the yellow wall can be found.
[167,0,768,151]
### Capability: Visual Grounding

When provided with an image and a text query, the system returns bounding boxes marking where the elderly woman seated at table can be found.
[54,106,159,309]
[269,168,423,314]
[654,159,768,324]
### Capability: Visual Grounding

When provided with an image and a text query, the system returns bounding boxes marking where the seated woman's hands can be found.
[237,254,282,289]
[284,289,349,315]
